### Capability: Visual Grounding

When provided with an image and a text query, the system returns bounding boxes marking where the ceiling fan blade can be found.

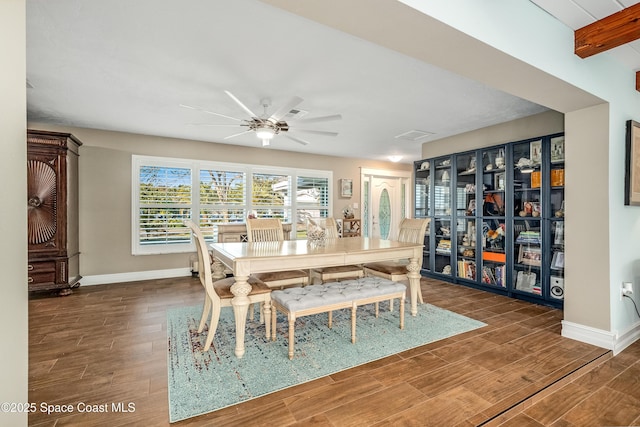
[186,123,243,127]
[223,130,254,140]
[179,104,243,122]
[267,96,304,124]
[292,129,339,137]
[290,114,342,124]
[285,134,310,146]
[224,90,259,118]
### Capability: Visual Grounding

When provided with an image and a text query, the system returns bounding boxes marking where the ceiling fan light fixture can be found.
[388,155,403,163]
[256,126,275,140]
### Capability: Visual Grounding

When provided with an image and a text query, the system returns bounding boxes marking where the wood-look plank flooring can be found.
[28,277,640,426]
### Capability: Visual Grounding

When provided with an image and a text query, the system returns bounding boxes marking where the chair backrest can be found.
[184,220,219,302]
[307,217,340,239]
[397,218,430,244]
[246,218,285,242]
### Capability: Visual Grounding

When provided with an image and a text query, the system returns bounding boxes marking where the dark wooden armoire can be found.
[27,130,82,294]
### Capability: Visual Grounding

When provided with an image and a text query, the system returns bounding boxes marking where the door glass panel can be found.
[378,188,391,239]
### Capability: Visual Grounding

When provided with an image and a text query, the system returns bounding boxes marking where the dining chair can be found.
[245,218,310,289]
[307,217,365,285]
[363,217,430,304]
[184,220,272,351]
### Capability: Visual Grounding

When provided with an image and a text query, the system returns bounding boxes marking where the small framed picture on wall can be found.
[340,179,353,198]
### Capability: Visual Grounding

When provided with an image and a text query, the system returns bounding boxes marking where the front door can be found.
[371,176,401,239]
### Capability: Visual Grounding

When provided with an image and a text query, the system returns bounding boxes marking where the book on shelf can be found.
[457,260,476,280]
[495,265,506,287]
[515,231,541,244]
[436,239,451,255]
[481,266,496,285]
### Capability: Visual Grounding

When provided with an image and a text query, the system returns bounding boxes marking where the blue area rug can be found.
[167,301,485,422]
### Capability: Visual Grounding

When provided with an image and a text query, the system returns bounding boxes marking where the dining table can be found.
[209,236,424,358]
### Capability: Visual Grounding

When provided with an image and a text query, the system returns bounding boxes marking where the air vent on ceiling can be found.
[395,130,434,142]
[283,109,308,121]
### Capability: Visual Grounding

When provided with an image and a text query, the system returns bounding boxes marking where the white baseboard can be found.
[613,320,640,355]
[562,320,640,355]
[561,320,615,351]
[80,268,192,286]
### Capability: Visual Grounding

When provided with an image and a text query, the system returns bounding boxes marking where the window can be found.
[132,155,332,254]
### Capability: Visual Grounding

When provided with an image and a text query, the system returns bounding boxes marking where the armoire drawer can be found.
[28,261,57,286]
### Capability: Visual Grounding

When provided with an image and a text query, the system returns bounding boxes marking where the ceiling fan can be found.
[181,91,341,147]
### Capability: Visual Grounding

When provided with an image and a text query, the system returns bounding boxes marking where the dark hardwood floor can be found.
[28,276,640,426]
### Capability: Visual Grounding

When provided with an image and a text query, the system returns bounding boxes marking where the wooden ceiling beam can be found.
[575,3,640,59]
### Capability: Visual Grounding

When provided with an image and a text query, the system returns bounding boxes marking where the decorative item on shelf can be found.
[342,205,354,219]
[441,170,450,183]
[518,245,541,266]
[485,164,493,171]
[551,136,565,163]
[516,270,539,294]
[419,161,430,170]
[484,193,504,216]
[484,223,505,249]
[440,226,451,237]
[464,183,475,193]
[495,148,505,168]
[442,265,452,275]
[516,157,535,173]
[551,169,565,186]
[530,139,542,165]
[466,199,476,216]
[531,171,541,188]
[494,172,505,190]
[441,159,451,167]
[466,157,476,173]
[555,200,565,217]
[462,248,475,257]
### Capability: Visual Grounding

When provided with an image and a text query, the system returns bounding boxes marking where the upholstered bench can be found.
[270,277,406,359]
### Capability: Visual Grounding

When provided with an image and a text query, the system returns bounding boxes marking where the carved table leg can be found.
[230,275,252,358]
[211,257,226,281]
[407,257,421,317]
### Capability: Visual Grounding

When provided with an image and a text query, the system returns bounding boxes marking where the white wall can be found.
[0,0,28,425]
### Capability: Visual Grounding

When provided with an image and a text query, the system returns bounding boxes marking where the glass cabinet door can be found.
[479,146,507,288]
[456,218,477,281]
[548,135,565,300]
[480,219,506,287]
[512,139,542,219]
[434,157,452,216]
[481,147,506,216]
[456,152,477,281]
[513,219,542,295]
[433,156,452,275]
[434,218,452,275]
[415,160,431,218]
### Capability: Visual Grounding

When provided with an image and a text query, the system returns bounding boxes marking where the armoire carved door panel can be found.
[27,130,81,294]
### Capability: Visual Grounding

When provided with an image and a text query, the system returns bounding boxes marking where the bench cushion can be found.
[271,277,406,312]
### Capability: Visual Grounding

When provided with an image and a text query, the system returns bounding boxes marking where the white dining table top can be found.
[210,237,422,260]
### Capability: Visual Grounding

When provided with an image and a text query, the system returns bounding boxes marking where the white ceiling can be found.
[531,0,640,69]
[26,0,554,164]
[27,0,556,162]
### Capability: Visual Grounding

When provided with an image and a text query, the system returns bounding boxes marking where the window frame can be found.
[132,155,332,255]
